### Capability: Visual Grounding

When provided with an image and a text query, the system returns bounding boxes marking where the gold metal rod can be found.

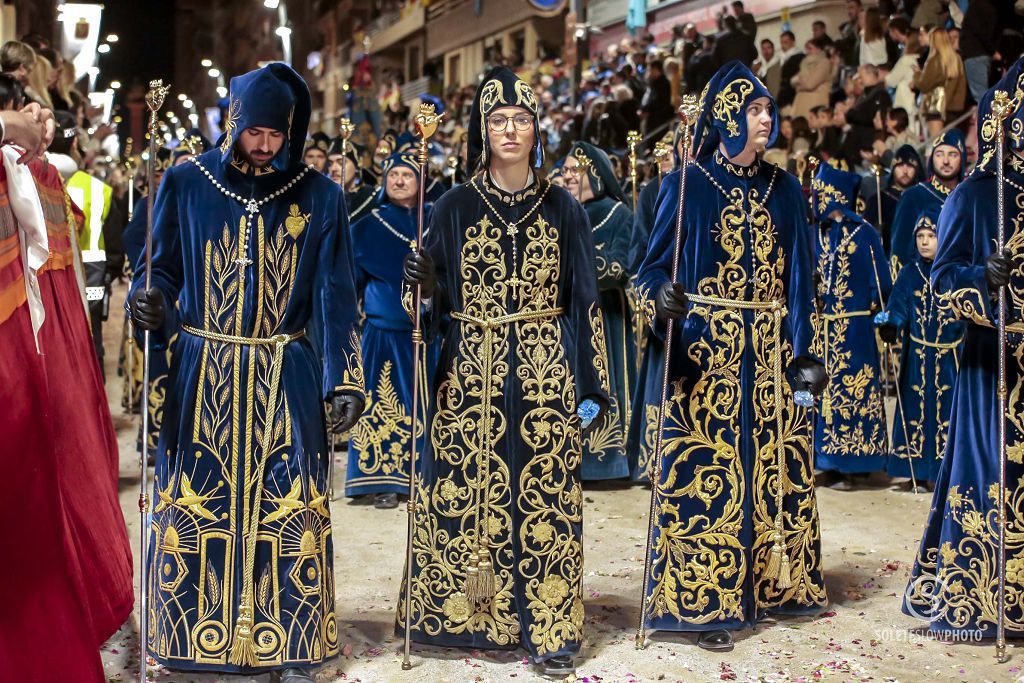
[402,101,442,671]
[636,95,698,650]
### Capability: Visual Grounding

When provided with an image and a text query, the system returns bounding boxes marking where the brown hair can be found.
[862,7,884,43]
[0,40,35,73]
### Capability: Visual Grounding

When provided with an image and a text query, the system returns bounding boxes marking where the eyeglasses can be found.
[486,113,534,133]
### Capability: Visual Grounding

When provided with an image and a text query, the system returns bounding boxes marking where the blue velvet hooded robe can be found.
[635,61,827,633]
[903,57,1024,637]
[883,207,964,482]
[863,144,925,254]
[889,129,965,276]
[395,66,609,664]
[627,176,668,481]
[346,150,441,497]
[811,162,891,473]
[569,141,634,480]
[130,64,365,673]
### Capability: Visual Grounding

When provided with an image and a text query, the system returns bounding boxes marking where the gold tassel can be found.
[228,608,258,667]
[474,545,496,601]
[765,532,783,579]
[463,554,481,602]
[777,552,793,590]
[821,394,832,424]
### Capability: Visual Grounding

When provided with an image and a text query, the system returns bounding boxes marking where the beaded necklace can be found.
[191,157,313,268]
[372,208,417,251]
[591,201,623,232]
[471,174,551,290]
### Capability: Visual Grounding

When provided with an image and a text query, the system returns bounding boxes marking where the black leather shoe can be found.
[271,668,315,683]
[697,629,734,651]
[540,655,575,676]
[374,492,399,509]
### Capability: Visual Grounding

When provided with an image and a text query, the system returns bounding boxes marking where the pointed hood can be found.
[926,127,966,181]
[888,144,924,188]
[693,60,778,160]
[568,141,627,203]
[219,63,311,172]
[467,66,543,173]
[977,56,1024,173]
[811,160,862,222]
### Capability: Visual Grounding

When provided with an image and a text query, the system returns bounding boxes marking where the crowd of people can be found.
[6,2,1024,681]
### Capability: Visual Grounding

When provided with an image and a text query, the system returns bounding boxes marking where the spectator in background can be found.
[959,0,997,103]
[0,40,34,86]
[665,56,682,109]
[874,107,915,165]
[812,20,835,49]
[713,15,757,67]
[791,37,832,120]
[914,27,967,138]
[613,83,641,133]
[776,30,804,110]
[24,48,52,108]
[756,38,783,97]
[860,7,889,66]
[837,0,863,66]
[718,1,757,38]
[0,73,25,111]
[912,0,950,29]
[844,63,892,167]
[886,29,921,132]
[810,104,843,159]
[686,34,718,95]
[640,59,674,141]
[677,23,703,70]
[888,14,912,49]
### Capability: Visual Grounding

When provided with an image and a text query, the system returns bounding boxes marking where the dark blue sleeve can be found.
[636,168,685,337]
[783,177,816,360]
[128,169,181,344]
[886,265,914,334]
[320,190,365,399]
[932,180,995,327]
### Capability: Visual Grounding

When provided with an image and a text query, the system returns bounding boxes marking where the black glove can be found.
[329,393,366,434]
[580,396,610,438]
[129,287,166,331]
[403,251,436,299]
[986,250,1013,291]
[877,322,898,344]
[655,282,688,320]
[786,355,828,397]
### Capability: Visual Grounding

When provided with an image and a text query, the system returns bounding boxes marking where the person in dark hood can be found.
[863,143,924,252]
[636,60,828,651]
[563,141,635,482]
[128,63,366,683]
[400,65,609,676]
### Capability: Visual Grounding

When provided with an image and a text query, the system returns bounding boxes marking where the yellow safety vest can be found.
[66,170,113,265]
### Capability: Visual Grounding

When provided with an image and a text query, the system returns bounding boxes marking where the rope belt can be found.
[448,306,563,604]
[909,333,964,350]
[182,324,305,666]
[686,293,793,590]
[818,309,871,425]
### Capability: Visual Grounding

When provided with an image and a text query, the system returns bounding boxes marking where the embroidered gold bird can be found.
[176,473,218,521]
[308,477,329,518]
[154,479,175,513]
[263,477,306,524]
[284,204,310,238]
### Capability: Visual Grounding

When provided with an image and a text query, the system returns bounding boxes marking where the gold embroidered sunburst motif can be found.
[479,79,505,115]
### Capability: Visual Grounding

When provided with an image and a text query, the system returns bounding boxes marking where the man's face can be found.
[385,166,418,205]
[11,64,29,85]
[304,147,326,171]
[916,228,937,260]
[486,106,535,169]
[893,163,917,188]
[238,127,285,168]
[858,66,878,87]
[745,97,773,151]
[761,42,775,62]
[327,154,357,187]
[562,156,594,202]
[813,23,826,39]
[847,1,860,21]
[932,145,962,181]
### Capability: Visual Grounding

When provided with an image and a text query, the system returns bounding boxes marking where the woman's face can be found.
[781,119,793,140]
